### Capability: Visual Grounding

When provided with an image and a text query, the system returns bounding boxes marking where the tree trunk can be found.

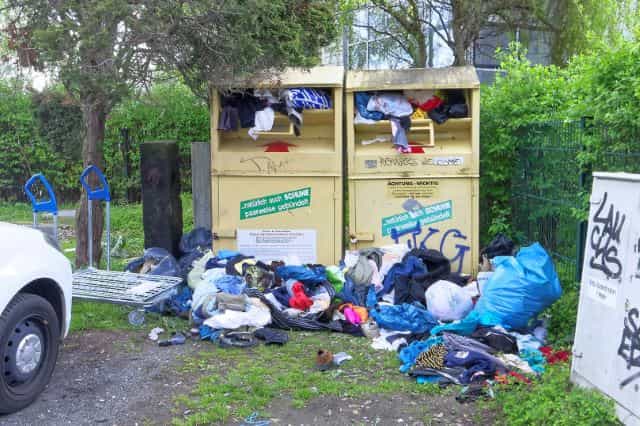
[452,41,468,65]
[413,31,428,68]
[75,101,107,268]
[450,0,471,65]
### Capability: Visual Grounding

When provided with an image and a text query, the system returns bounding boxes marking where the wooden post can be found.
[190,141,212,230]
[140,140,183,257]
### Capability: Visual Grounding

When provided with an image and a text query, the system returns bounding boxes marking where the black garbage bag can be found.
[480,233,515,260]
[245,287,341,332]
[447,104,468,118]
[125,247,182,278]
[179,227,212,254]
[428,104,449,124]
[407,249,451,281]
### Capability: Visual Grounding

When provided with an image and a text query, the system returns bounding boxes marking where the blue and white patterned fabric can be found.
[287,88,332,109]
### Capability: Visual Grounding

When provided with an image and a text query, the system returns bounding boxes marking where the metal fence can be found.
[511,119,640,282]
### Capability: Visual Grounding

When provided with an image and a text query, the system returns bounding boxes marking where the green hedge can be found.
[104,82,210,201]
[0,82,81,201]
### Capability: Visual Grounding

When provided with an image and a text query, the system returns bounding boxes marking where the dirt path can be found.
[262,394,492,426]
[1,330,204,426]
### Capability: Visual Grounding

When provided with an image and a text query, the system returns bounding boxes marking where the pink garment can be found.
[343,307,362,325]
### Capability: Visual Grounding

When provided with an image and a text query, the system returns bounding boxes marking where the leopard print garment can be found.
[414,344,448,370]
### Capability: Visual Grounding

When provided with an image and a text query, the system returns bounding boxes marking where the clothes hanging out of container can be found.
[355,89,470,151]
[219,88,331,140]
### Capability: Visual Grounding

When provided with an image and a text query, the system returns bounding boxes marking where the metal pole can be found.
[33,212,37,228]
[88,199,93,268]
[106,201,111,271]
[53,214,58,244]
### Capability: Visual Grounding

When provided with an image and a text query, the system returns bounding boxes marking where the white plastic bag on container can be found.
[425,280,473,322]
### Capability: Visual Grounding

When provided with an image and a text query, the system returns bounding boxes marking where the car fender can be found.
[0,223,73,337]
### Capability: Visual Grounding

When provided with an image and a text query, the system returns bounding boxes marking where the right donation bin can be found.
[346,67,480,275]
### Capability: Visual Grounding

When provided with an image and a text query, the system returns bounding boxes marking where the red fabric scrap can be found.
[419,96,443,112]
[540,346,570,364]
[508,371,532,384]
[289,282,313,311]
[262,141,297,152]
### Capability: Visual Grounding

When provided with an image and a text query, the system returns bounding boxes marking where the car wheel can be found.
[0,294,60,414]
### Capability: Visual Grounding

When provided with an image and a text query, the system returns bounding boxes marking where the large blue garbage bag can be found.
[474,243,562,329]
[370,303,437,334]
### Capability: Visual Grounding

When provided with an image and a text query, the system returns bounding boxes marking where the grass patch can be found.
[491,363,619,426]
[173,332,442,425]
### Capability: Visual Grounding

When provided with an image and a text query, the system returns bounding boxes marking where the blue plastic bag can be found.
[276,265,326,285]
[370,303,437,334]
[475,243,562,329]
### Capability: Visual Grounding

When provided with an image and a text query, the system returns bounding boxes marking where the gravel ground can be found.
[1,330,204,426]
[263,394,493,426]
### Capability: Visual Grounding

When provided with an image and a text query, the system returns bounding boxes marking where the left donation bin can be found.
[210,66,344,265]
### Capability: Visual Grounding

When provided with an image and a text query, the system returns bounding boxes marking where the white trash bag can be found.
[425,280,473,322]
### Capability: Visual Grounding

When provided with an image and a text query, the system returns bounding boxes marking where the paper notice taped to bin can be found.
[237,229,317,264]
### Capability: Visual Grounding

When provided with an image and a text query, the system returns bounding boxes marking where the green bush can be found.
[480,44,571,242]
[480,37,640,243]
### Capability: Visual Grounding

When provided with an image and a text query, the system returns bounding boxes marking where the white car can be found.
[0,222,72,413]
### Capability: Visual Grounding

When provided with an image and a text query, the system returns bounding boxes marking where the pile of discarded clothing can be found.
[356,89,468,153]
[129,230,568,395]
[218,88,331,139]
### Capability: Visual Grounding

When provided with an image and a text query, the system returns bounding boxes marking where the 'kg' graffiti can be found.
[589,192,626,279]
[390,222,470,273]
[617,308,640,388]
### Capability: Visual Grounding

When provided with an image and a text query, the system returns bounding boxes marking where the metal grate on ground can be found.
[72,269,183,308]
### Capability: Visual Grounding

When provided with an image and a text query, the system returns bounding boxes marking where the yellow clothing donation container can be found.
[210,66,343,265]
[346,67,480,275]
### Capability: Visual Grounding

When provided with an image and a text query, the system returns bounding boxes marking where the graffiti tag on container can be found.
[422,156,464,166]
[589,192,626,279]
[618,307,640,389]
[240,156,290,174]
[389,223,471,274]
[378,157,419,167]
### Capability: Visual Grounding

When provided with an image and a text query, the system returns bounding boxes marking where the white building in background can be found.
[322,3,552,84]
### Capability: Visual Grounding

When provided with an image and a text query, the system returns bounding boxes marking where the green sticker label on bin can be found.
[240,187,311,220]
[381,200,453,236]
